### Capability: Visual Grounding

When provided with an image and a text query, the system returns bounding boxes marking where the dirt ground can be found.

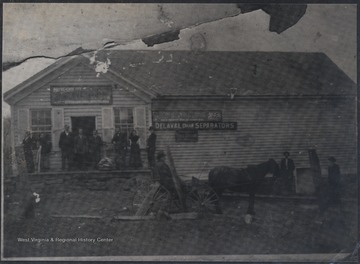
[3,175,358,258]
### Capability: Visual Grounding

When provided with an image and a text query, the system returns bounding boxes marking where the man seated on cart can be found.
[154,151,177,193]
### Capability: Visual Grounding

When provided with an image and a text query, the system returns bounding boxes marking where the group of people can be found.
[111,126,157,170]
[59,125,103,171]
[22,124,157,172]
[58,125,157,171]
[277,151,341,206]
[22,131,52,173]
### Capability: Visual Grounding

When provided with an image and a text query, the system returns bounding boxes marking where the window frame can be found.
[113,107,134,136]
[30,108,52,141]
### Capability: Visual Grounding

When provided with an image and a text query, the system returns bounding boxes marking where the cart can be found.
[123,146,220,217]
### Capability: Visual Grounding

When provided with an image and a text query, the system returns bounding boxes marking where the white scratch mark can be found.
[33,192,40,203]
[89,51,98,65]
[166,54,173,62]
[153,55,164,63]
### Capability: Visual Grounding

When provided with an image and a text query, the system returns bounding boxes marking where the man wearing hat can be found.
[280,151,296,194]
[154,151,176,193]
[328,156,341,205]
[147,126,157,168]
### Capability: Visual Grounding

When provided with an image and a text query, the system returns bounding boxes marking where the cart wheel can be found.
[186,186,220,213]
[124,177,153,212]
[148,186,171,214]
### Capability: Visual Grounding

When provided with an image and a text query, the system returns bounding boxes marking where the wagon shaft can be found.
[135,182,161,216]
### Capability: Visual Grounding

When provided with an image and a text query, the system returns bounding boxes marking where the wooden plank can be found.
[51,214,103,219]
[308,149,322,191]
[113,212,198,221]
[113,215,156,221]
[170,212,198,220]
[135,182,160,216]
[166,146,186,211]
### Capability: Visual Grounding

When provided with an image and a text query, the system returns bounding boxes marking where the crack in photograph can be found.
[1,3,358,262]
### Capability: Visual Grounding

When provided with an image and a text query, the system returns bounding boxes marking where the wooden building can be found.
[4,51,356,178]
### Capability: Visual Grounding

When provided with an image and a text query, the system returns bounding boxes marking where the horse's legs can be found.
[247,183,257,215]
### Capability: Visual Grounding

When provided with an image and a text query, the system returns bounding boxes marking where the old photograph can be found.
[1,3,358,262]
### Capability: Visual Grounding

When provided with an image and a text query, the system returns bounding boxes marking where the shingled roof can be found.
[101,50,356,97]
[4,51,356,104]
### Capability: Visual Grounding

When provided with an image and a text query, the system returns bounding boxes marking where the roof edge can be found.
[3,55,82,104]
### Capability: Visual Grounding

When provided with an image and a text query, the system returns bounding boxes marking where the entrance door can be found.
[71,116,96,137]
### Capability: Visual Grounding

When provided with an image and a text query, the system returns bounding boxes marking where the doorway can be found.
[71,116,96,137]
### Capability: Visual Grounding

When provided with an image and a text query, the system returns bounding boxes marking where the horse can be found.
[208,159,280,216]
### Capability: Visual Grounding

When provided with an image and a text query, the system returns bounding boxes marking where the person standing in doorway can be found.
[39,133,52,172]
[22,131,36,173]
[129,129,142,168]
[73,128,88,170]
[280,151,296,194]
[88,130,103,169]
[59,125,74,171]
[112,128,128,169]
[147,126,157,168]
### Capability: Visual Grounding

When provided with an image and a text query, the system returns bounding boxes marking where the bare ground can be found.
[3,175,358,258]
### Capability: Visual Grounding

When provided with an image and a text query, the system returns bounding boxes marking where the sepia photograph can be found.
[1,3,358,262]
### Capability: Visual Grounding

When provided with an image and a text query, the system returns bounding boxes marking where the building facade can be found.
[4,51,357,177]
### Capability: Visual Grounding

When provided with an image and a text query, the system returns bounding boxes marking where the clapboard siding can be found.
[153,98,356,179]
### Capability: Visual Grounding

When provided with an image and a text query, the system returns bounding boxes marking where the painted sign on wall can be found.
[154,121,237,130]
[51,86,112,105]
[152,110,222,122]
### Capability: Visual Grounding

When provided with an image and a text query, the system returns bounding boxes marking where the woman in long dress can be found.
[129,130,142,168]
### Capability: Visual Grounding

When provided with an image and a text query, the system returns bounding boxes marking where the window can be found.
[31,109,52,141]
[114,108,134,136]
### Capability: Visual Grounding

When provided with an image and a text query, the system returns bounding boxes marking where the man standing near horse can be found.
[280,151,296,194]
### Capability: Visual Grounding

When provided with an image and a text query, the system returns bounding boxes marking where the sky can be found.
[2,4,357,116]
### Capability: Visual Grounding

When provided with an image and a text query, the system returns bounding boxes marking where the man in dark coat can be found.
[280,151,296,193]
[73,128,88,170]
[147,126,157,168]
[22,131,36,173]
[327,156,341,205]
[88,130,103,169]
[154,151,176,193]
[112,128,128,169]
[59,125,74,171]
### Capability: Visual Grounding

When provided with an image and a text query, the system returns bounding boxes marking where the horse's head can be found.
[268,158,280,178]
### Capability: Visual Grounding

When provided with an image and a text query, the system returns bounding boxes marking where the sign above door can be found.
[50,86,112,105]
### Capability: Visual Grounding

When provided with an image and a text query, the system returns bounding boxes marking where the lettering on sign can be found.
[155,122,237,130]
[152,111,222,122]
[51,86,112,105]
